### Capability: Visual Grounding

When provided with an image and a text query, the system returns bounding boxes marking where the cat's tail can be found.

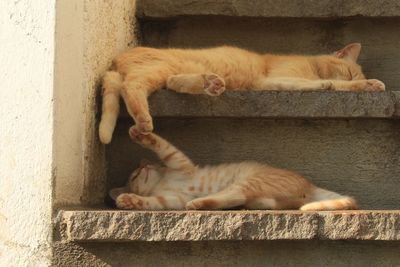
[99,70,123,144]
[300,188,358,211]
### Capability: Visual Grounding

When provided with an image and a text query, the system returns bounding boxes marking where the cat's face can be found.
[327,57,366,81]
[329,43,366,81]
[127,161,163,195]
[109,159,163,200]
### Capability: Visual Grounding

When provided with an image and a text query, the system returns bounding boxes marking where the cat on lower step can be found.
[110,127,358,211]
[100,43,385,144]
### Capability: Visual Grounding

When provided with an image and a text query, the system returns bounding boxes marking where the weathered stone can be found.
[58,210,318,241]
[319,211,400,240]
[119,91,399,119]
[56,210,400,242]
[137,0,400,18]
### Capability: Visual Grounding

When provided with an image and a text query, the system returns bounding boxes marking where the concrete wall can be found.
[0,1,55,266]
[1,0,137,265]
[54,0,137,207]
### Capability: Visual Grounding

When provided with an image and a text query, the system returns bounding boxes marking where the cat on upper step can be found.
[99,43,385,144]
[109,127,358,211]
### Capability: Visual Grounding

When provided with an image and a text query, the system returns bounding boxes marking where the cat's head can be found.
[109,159,163,200]
[320,43,366,80]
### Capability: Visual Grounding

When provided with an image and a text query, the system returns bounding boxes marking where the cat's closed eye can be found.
[129,169,140,182]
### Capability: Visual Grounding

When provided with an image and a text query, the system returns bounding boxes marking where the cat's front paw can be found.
[203,74,226,96]
[129,126,157,147]
[321,80,333,90]
[364,79,385,91]
[116,193,144,210]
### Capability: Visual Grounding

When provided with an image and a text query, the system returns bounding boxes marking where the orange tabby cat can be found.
[110,127,358,211]
[100,43,385,144]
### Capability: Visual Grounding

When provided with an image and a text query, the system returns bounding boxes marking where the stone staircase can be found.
[56,1,400,266]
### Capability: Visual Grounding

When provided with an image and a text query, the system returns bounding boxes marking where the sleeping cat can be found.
[110,126,358,211]
[100,43,385,144]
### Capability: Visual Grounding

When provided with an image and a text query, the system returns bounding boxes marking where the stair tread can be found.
[57,209,400,242]
[118,91,400,119]
[137,0,400,19]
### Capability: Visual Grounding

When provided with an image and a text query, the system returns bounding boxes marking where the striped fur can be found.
[111,127,358,211]
[99,43,385,143]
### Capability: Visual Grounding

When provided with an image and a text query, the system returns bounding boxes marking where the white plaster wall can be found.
[0,0,136,263]
[55,0,137,206]
[0,0,55,266]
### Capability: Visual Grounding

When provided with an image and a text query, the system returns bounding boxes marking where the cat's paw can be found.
[321,80,333,90]
[136,114,154,134]
[129,126,157,147]
[203,74,226,96]
[116,193,144,210]
[364,79,385,91]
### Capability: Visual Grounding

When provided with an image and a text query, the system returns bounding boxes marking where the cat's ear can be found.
[334,43,361,62]
[109,186,129,200]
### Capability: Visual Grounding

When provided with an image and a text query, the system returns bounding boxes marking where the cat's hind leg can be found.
[116,193,187,210]
[244,198,277,209]
[185,186,246,210]
[299,188,358,211]
[121,70,168,133]
[167,73,226,96]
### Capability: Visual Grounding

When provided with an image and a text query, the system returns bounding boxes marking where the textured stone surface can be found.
[137,0,400,18]
[320,211,400,240]
[121,91,400,118]
[55,0,137,207]
[56,210,400,242]
[58,210,317,241]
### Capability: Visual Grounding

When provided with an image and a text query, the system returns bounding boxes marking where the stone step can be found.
[119,91,400,119]
[137,0,400,19]
[57,210,400,242]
